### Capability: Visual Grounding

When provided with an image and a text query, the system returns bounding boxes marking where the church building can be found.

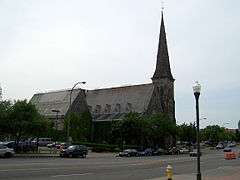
[30,12,175,134]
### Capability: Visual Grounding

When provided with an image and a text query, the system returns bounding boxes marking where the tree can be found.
[0,100,12,139]
[64,111,92,142]
[177,123,196,144]
[6,100,48,144]
[200,125,228,144]
[121,113,148,148]
[146,113,176,148]
[110,113,176,149]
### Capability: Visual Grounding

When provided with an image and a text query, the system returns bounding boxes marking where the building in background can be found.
[30,12,175,142]
[30,89,88,130]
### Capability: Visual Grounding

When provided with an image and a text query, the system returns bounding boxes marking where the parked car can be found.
[227,142,236,148]
[60,145,88,158]
[118,149,138,157]
[216,143,224,149]
[153,148,167,156]
[3,141,37,152]
[223,147,232,152]
[179,147,189,154]
[137,148,153,156]
[47,142,65,149]
[0,144,15,158]
[32,138,52,147]
[204,140,214,146]
[189,149,202,157]
[168,147,180,155]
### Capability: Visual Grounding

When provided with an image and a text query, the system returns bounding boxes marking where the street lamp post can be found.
[67,81,86,145]
[193,81,201,180]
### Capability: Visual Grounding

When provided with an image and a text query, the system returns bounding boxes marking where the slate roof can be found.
[86,83,154,121]
[30,83,154,121]
[30,89,81,118]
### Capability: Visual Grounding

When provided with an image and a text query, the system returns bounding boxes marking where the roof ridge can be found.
[88,83,153,91]
[35,88,83,95]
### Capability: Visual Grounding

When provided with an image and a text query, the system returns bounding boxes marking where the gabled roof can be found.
[30,89,81,117]
[86,83,154,121]
[30,83,154,121]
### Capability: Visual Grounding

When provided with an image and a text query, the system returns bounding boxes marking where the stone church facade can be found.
[30,12,175,132]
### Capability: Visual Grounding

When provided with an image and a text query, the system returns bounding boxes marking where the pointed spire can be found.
[152,11,174,81]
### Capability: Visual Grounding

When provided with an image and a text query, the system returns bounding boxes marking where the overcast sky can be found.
[0,0,239,128]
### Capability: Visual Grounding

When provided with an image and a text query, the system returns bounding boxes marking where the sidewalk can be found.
[151,173,240,180]
[150,166,240,180]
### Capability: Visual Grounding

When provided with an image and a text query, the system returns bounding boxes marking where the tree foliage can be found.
[64,111,92,142]
[110,112,176,148]
[200,125,237,143]
[177,123,196,144]
[0,100,49,142]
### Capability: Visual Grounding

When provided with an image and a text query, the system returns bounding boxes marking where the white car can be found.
[0,144,15,158]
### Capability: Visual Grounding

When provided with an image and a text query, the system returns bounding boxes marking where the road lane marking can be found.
[51,173,93,178]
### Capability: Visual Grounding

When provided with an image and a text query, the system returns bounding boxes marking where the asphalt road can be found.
[0,149,240,180]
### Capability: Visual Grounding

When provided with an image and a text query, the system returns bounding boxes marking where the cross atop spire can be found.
[152,11,174,81]
[161,1,164,12]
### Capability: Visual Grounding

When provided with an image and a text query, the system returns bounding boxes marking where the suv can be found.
[0,144,15,158]
[60,145,88,158]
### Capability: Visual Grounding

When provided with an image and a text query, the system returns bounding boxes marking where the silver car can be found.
[0,144,15,158]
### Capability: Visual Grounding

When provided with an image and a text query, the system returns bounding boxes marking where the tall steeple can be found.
[152,12,174,81]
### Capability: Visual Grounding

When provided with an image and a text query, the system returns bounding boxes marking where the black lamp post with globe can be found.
[193,81,201,180]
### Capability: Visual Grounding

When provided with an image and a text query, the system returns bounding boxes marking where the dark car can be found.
[119,149,138,157]
[3,141,37,152]
[138,148,153,156]
[60,145,88,158]
[153,148,167,156]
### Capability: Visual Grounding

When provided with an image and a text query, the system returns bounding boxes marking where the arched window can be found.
[94,105,101,114]
[114,103,121,113]
[104,104,111,114]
